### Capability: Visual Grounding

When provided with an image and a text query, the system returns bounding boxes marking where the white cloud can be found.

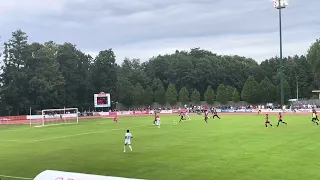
[0,0,66,15]
[90,27,314,63]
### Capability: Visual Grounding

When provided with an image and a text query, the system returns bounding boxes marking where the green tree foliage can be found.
[1,30,30,114]
[190,89,201,104]
[154,81,166,105]
[178,87,189,105]
[1,29,320,114]
[166,83,178,105]
[276,79,291,103]
[133,83,145,106]
[311,95,319,99]
[225,86,235,101]
[307,39,320,89]
[259,77,276,103]
[117,76,134,107]
[204,86,215,105]
[27,42,65,110]
[120,58,148,87]
[241,76,259,104]
[216,84,228,104]
[91,49,117,97]
[144,85,154,105]
[232,89,240,102]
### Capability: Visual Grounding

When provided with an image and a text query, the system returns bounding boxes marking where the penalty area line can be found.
[30,121,182,142]
[0,174,32,179]
[29,124,149,142]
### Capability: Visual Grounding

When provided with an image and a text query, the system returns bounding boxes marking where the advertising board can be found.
[159,110,173,114]
[133,111,149,114]
[33,170,143,180]
[220,109,233,113]
[117,111,133,115]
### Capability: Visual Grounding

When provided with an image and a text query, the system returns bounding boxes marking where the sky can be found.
[0,0,319,63]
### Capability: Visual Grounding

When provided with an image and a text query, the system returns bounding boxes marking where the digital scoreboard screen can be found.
[94,92,111,108]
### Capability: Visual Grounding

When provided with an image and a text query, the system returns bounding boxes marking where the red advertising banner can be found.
[109,112,117,116]
[172,109,180,113]
[117,111,133,115]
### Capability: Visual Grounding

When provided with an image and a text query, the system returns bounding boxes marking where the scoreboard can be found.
[94,92,111,108]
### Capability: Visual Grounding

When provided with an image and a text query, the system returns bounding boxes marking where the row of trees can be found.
[0,29,320,115]
[130,83,236,106]
[127,75,289,106]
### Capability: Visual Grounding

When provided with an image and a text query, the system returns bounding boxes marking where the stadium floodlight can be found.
[273,0,288,108]
[273,0,288,9]
[30,108,79,127]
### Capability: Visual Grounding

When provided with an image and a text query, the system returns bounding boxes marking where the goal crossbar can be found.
[31,108,79,127]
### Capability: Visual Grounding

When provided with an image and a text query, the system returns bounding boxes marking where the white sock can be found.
[124,145,126,152]
[129,145,132,151]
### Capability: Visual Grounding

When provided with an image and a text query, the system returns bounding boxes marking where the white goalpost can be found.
[31,108,79,127]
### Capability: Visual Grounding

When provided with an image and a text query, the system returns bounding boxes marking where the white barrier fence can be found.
[33,170,143,180]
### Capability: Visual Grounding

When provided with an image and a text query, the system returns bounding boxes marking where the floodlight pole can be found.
[279,7,284,108]
[274,0,287,108]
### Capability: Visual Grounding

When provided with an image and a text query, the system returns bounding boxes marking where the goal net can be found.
[32,108,79,127]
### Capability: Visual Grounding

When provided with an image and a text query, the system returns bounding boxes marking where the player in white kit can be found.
[185,109,191,120]
[124,129,133,152]
[155,115,160,128]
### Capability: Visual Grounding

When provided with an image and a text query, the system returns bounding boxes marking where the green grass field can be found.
[1,114,320,180]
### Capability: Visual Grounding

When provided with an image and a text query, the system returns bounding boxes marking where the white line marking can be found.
[34,122,78,128]
[29,124,148,142]
[0,174,32,179]
[0,139,21,142]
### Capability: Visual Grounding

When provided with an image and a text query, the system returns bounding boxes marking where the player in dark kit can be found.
[204,111,209,123]
[258,107,262,115]
[212,108,221,119]
[311,110,319,125]
[313,109,319,121]
[153,112,157,125]
[277,112,287,127]
[265,114,272,127]
[179,112,185,122]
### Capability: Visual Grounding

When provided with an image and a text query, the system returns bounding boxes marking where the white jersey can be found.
[124,133,133,145]
[156,117,160,125]
[185,111,190,119]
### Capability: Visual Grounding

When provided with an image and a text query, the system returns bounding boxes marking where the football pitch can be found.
[1,114,320,180]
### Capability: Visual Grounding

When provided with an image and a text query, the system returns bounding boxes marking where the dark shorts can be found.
[266,121,270,123]
[278,119,283,122]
